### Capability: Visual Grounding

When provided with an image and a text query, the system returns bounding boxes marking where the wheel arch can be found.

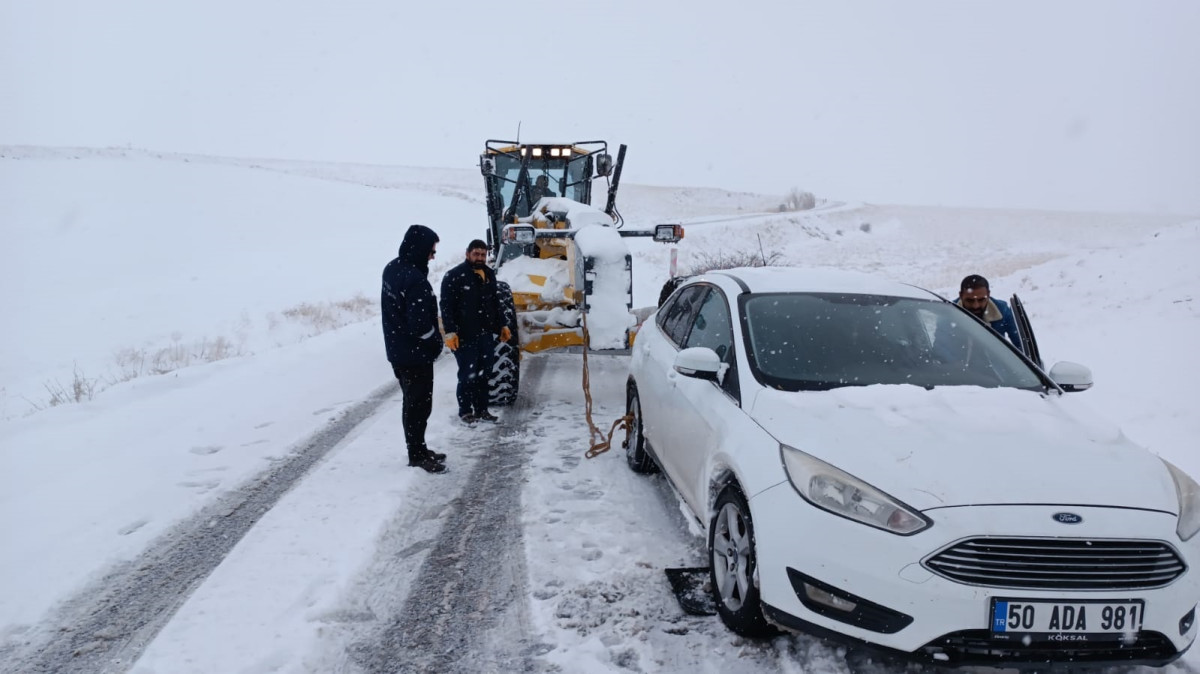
[706,464,746,532]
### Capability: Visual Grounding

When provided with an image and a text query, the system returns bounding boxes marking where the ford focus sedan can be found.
[626,267,1200,667]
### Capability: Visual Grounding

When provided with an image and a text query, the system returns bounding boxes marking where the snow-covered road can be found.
[4,149,1198,674]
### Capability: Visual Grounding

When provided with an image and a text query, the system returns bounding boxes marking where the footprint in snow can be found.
[524,642,555,657]
[189,445,222,455]
[117,519,148,536]
[312,608,377,624]
[254,421,273,429]
[178,480,220,493]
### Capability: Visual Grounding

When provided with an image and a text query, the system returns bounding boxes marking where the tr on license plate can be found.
[990,599,1144,641]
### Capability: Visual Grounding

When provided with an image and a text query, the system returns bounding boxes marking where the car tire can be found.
[625,386,658,474]
[709,486,775,637]
[489,281,520,406]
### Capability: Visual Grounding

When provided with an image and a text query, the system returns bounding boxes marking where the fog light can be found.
[803,583,857,612]
[1180,607,1195,635]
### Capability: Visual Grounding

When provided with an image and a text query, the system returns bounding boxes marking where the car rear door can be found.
[635,285,708,467]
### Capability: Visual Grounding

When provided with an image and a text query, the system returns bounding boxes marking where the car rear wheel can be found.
[625,386,657,474]
[709,486,774,637]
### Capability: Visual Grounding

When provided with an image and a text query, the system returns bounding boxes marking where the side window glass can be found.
[684,289,740,398]
[684,290,734,362]
[658,286,707,347]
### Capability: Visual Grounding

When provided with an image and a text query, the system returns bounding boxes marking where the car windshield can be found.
[741,292,1045,391]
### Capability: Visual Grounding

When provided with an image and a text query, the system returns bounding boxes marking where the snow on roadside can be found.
[995,219,1200,478]
[0,321,392,636]
[0,150,481,419]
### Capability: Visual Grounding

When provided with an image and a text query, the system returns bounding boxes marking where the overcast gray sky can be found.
[3,0,1198,214]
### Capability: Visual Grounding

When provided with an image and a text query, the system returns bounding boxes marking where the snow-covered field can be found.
[1,147,1198,673]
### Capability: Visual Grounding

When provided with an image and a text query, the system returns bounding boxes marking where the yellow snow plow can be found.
[479,140,683,405]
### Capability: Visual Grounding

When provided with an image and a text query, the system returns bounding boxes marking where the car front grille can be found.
[920,629,1180,667]
[924,537,1186,590]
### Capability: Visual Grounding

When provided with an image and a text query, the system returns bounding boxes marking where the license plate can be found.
[990,598,1144,643]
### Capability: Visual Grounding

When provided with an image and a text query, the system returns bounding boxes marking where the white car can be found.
[627,267,1200,667]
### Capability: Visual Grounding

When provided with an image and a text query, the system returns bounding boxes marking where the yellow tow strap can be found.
[581,311,632,459]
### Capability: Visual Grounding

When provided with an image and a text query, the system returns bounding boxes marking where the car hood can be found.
[750,385,1178,513]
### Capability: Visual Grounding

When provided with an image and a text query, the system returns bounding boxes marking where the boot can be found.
[409,445,445,463]
[409,454,447,473]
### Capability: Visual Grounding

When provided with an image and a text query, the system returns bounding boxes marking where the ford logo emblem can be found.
[1053,512,1083,525]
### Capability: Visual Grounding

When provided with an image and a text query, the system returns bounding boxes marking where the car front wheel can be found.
[709,486,773,637]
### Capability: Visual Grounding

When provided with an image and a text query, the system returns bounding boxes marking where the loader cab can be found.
[480,140,614,263]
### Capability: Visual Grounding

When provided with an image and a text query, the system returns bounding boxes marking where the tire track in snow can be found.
[350,356,547,673]
[0,382,400,674]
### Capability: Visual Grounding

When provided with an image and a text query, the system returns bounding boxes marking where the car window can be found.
[684,287,740,398]
[685,289,734,361]
[657,285,708,347]
[742,292,1044,391]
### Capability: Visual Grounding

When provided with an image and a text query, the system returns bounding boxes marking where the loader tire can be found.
[489,282,520,406]
[658,275,691,308]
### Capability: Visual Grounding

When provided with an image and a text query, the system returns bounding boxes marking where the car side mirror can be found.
[1048,361,1093,392]
[674,347,722,381]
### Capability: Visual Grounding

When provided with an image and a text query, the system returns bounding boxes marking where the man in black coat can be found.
[382,224,447,473]
[440,239,512,423]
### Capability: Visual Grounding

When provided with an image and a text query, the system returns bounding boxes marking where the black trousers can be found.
[453,334,496,417]
[393,362,434,459]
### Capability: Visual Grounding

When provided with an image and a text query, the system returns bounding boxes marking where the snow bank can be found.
[528,197,614,229]
[575,225,634,350]
[496,255,571,303]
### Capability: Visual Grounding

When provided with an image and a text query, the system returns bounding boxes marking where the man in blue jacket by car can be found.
[955,274,1023,350]
[382,224,447,474]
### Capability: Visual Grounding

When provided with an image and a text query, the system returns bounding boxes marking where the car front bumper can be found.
[751,483,1200,667]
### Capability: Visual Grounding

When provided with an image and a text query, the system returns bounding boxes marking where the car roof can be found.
[693,266,941,301]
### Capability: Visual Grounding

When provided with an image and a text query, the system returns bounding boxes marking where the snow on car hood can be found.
[750,384,1178,513]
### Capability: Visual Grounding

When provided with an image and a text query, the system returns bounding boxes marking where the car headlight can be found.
[1162,459,1200,541]
[781,444,931,536]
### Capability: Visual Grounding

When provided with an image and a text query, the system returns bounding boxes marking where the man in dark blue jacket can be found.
[382,224,447,473]
[440,240,512,423]
[954,274,1023,350]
